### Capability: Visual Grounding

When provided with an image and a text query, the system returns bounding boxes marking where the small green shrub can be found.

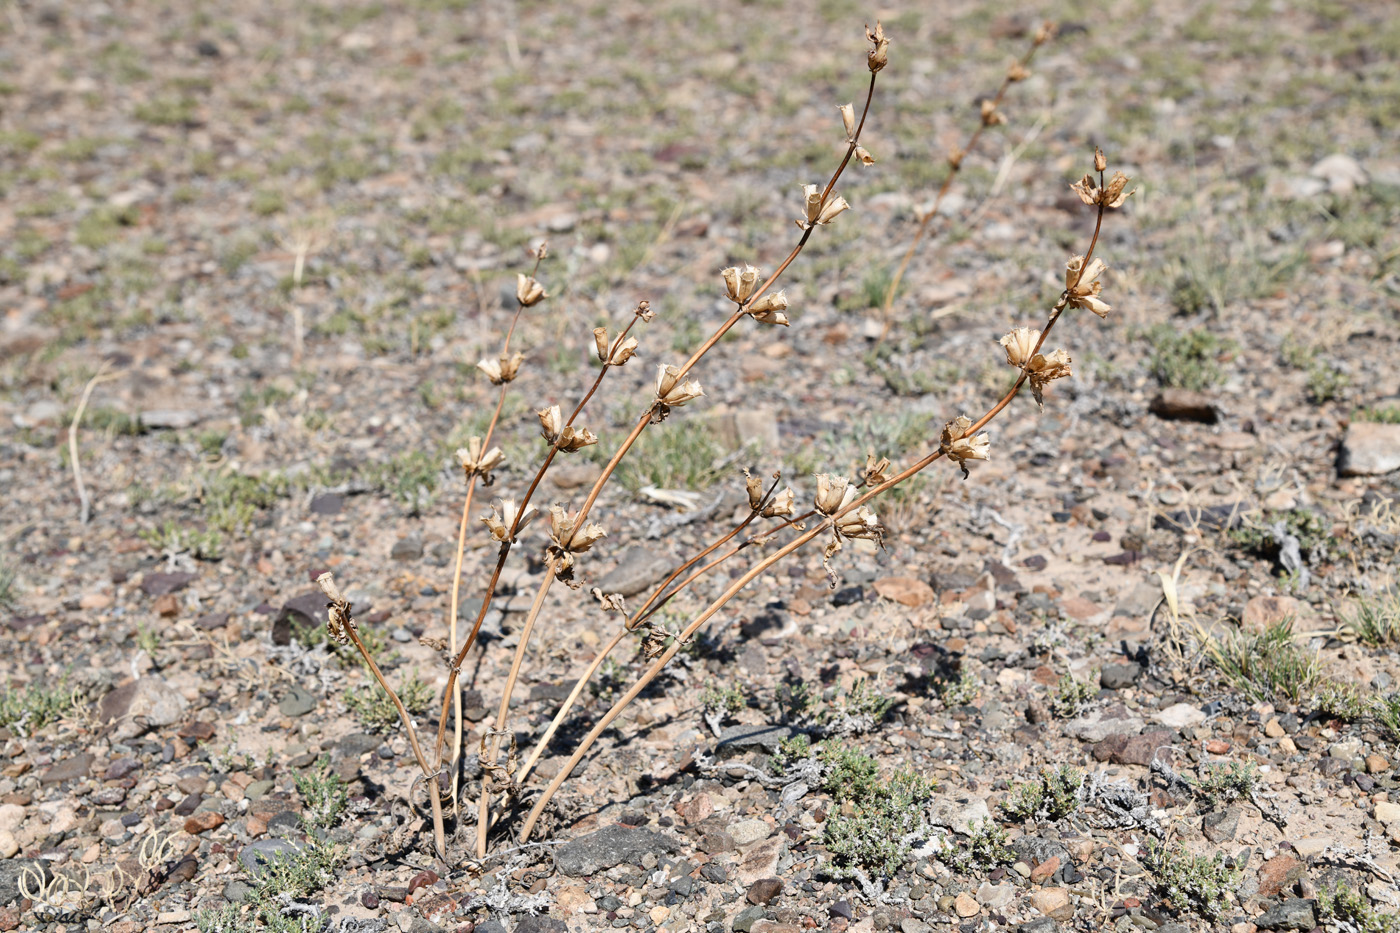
[1145,325,1235,392]
[1189,760,1258,807]
[345,670,432,732]
[1203,619,1321,703]
[1352,404,1400,424]
[932,669,980,707]
[819,740,936,879]
[999,765,1084,823]
[946,818,1015,873]
[0,678,76,736]
[1229,507,1334,570]
[1311,680,1374,721]
[195,838,344,933]
[1050,672,1097,719]
[1142,839,1240,920]
[1305,361,1348,403]
[294,757,348,830]
[699,680,745,720]
[1317,882,1397,933]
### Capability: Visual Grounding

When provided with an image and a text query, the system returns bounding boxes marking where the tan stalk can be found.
[519,169,1115,842]
[878,24,1054,340]
[68,361,118,525]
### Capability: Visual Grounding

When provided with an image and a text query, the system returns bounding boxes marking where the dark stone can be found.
[272,590,328,645]
[475,922,506,933]
[528,682,574,702]
[829,900,854,920]
[194,611,230,630]
[598,545,674,598]
[1092,730,1174,766]
[732,904,766,932]
[1255,898,1316,931]
[1012,837,1071,868]
[41,752,95,784]
[391,534,423,561]
[554,824,680,877]
[746,878,783,905]
[1202,808,1240,843]
[1021,555,1048,572]
[224,879,252,903]
[0,859,52,906]
[1019,920,1059,933]
[309,493,343,515]
[1100,662,1142,689]
[336,733,380,758]
[1150,389,1221,423]
[278,685,317,718]
[715,723,792,757]
[514,918,566,933]
[173,791,202,815]
[831,586,864,607]
[141,571,197,596]
[700,862,728,884]
[195,39,221,57]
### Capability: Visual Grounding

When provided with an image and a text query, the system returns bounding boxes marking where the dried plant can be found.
[318,21,1134,863]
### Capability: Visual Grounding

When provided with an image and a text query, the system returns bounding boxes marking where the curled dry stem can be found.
[519,163,1113,842]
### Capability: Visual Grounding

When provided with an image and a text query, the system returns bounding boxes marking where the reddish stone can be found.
[873,576,934,607]
[154,594,179,617]
[183,812,225,834]
[1093,731,1174,767]
[676,792,714,825]
[1030,855,1060,884]
[1257,854,1303,899]
[1205,740,1231,754]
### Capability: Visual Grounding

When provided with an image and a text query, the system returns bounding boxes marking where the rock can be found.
[928,794,992,834]
[728,819,771,847]
[1029,887,1073,921]
[1019,920,1059,933]
[239,839,304,877]
[0,833,15,859]
[1257,854,1303,899]
[1374,801,1400,824]
[597,545,674,598]
[676,793,713,825]
[1338,423,1400,476]
[746,878,782,905]
[554,824,679,877]
[1255,898,1316,931]
[1099,662,1142,689]
[1291,836,1330,858]
[1202,808,1240,843]
[976,882,1014,909]
[309,493,343,515]
[0,859,52,906]
[1093,731,1174,767]
[391,534,423,560]
[1150,389,1220,423]
[715,409,781,452]
[1365,754,1390,774]
[140,409,202,430]
[1063,712,1147,744]
[0,805,23,835]
[901,920,932,933]
[278,686,317,718]
[40,752,94,784]
[733,905,766,932]
[1155,703,1206,729]
[184,812,225,834]
[1264,718,1286,738]
[735,836,784,885]
[715,723,793,757]
[1030,856,1060,884]
[1243,595,1302,634]
[954,893,980,917]
[873,577,934,607]
[1311,153,1368,195]
[140,571,197,596]
[515,918,566,933]
[100,677,189,731]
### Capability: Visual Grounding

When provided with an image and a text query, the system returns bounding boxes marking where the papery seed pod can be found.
[999,327,1040,368]
[835,505,883,542]
[853,145,875,166]
[556,425,598,452]
[761,487,796,518]
[1026,348,1073,410]
[980,99,1006,127]
[483,498,533,543]
[456,437,505,484]
[592,587,626,613]
[862,450,890,486]
[866,21,889,73]
[747,291,789,326]
[816,195,850,226]
[516,273,547,307]
[1101,171,1135,208]
[316,572,356,646]
[634,300,654,322]
[593,327,610,362]
[745,471,765,511]
[801,184,823,226]
[947,147,965,169]
[838,102,856,140]
[655,363,703,408]
[479,351,525,385]
[1034,20,1058,45]
[1007,62,1031,82]
[940,415,991,480]
[1065,256,1111,317]
[721,266,741,302]
[605,335,638,366]
[814,473,851,515]
[1094,147,1107,172]
[537,404,563,442]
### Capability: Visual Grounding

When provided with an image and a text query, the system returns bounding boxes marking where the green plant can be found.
[1317,882,1398,933]
[1145,325,1236,392]
[1311,680,1374,721]
[1229,508,1334,575]
[139,521,223,561]
[0,561,15,610]
[294,758,348,830]
[1142,838,1241,920]
[195,838,344,933]
[999,765,1084,823]
[1352,404,1400,424]
[1376,694,1400,741]
[699,680,745,720]
[946,818,1015,873]
[362,449,442,514]
[932,669,980,707]
[0,678,76,736]
[135,623,160,657]
[345,670,432,732]
[1189,760,1258,807]
[1306,361,1348,403]
[1344,593,1400,647]
[818,740,937,879]
[613,417,723,493]
[1051,671,1097,718]
[1203,619,1321,703]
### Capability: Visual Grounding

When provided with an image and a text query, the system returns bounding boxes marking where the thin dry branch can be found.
[68,362,119,525]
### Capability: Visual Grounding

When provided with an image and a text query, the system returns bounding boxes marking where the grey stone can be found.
[337,733,381,758]
[1012,837,1071,867]
[40,752,94,784]
[928,794,992,835]
[1063,711,1147,744]
[732,904,767,932]
[0,858,52,905]
[728,819,771,847]
[1202,808,1240,843]
[272,590,327,644]
[140,408,202,429]
[1019,921,1059,933]
[514,918,566,933]
[597,544,674,598]
[1338,423,1400,476]
[715,723,793,757]
[901,920,932,933]
[100,677,189,732]
[278,685,317,717]
[140,571,197,596]
[223,879,252,903]
[245,780,274,800]
[390,534,423,561]
[1099,662,1142,689]
[554,824,679,877]
[1255,898,1317,931]
[238,839,305,877]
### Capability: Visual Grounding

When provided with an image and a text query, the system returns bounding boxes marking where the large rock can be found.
[100,677,188,735]
[1338,423,1400,476]
[0,859,52,906]
[1255,898,1316,931]
[1092,730,1174,766]
[555,824,679,877]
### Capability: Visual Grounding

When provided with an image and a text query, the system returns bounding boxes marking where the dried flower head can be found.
[999,327,1040,368]
[1065,255,1111,317]
[799,184,851,229]
[547,505,606,553]
[762,487,796,518]
[853,145,876,166]
[634,300,654,322]
[947,146,965,170]
[862,450,891,487]
[745,471,765,511]
[653,364,704,417]
[940,415,991,479]
[1034,20,1058,45]
[866,21,889,73]
[813,473,855,516]
[1094,147,1108,172]
[1006,61,1031,82]
[516,273,547,307]
[591,587,626,614]
[980,99,1007,126]
[528,240,550,261]
[1025,348,1073,410]
[1070,171,1136,209]
[456,436,505,485]
[593,328,639,366]
[482,498,537,543]
[478,351,525,385]
[838,102,856,141]
[746,291,790,326]
[721,263,761,305]
[315,572,356,646]
[834,504,883,543]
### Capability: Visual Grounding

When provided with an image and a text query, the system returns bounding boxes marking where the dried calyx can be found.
[940,415,991,480]
[456,437,505,485]
[537,405,598,452]
[478,351,525,385]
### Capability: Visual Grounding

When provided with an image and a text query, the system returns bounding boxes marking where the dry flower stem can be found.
[68,362,117,525]
[879,30,1051,339]
[519,165,1113,842]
